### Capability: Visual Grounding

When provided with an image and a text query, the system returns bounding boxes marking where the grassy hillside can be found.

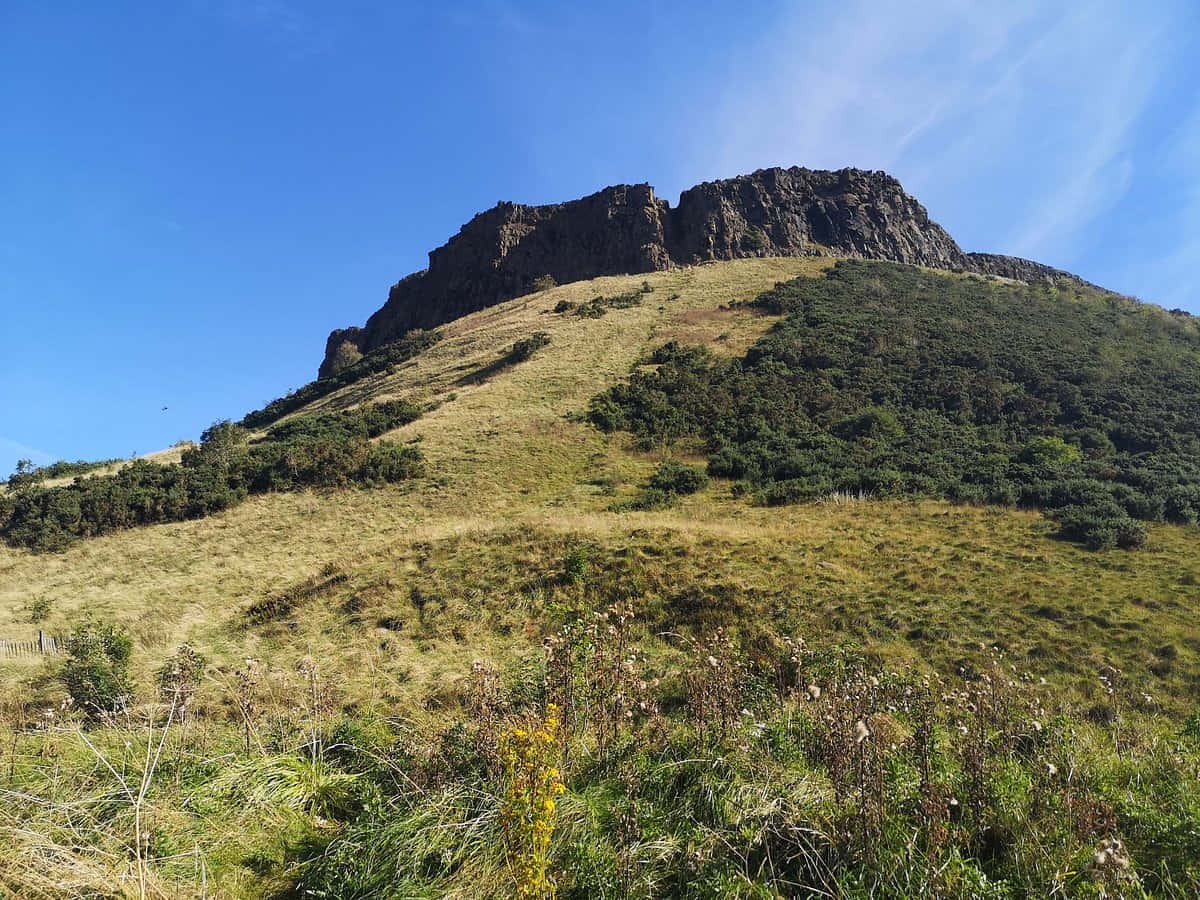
[1,258,1198,898]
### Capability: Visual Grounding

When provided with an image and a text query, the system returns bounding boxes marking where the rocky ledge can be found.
[320,167,1088,377]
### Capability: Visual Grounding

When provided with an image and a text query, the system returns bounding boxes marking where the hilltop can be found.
[1,182,1199,896]
[319,167,1086,377]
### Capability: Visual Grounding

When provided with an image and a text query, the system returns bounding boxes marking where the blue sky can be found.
[2,0,1198,472]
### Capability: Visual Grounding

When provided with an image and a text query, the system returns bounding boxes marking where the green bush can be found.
[647,462,709,495]
[742,227,768,252]
[1019,435,1082,467]
[60,622,133,716]
[614,487,675,511]
[326,340,364,376]
[573,291,644,318]
[562,546,590,585]
[1162,484,1200,525]
[589,260,1200,549]
[6,457,121,490]
[1053,504,1147,550]
[507,332,551,363]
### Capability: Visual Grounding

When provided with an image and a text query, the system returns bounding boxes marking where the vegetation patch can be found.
[0,399,424,551]
[244,564,349,625]
[2,511,1199,896]
[241,328,441,429]
[3,259,1199,897]
[5,458,124,490]
[613,462,710,511]
[590,260,1200,549]
[567,282,654,319]
[457,332,552,386]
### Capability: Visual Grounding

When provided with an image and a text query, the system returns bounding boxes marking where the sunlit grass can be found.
[1,258,1199,896]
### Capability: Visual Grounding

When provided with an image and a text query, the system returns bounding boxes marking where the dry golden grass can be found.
[1,257,1197,715]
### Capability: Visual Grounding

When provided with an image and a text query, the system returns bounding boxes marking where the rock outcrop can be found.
[319,167,1087,377]
[964,253,1097,288]
[667,168,966,269]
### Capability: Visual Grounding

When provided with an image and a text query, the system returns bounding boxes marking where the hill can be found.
[317,167,1087,378]
[1,251,1199,898]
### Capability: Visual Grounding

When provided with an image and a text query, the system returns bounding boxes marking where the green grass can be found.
[0,257,1198,896]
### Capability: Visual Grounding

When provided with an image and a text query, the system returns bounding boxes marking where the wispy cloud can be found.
[441,0,539,36]
[685,0,1195,299]
[204,0,329,57]
[1118,109,1200,309]
[0,437,55,474]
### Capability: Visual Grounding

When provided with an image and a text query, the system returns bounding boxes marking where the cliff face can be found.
[327,184,671,373]
[319,167,1083,377]
[667,168,966,268]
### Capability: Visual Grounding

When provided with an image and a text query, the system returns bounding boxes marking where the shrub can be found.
[6,458,121,490]
[60,622,134,716]
[25,595,52,623]
[573,291,643,318]
[561,547,590,586]
[358,442,424,483]
[507,332,551,363]
[157,643,207,708]
[707,447,753,480]
[1019,436,1082,467]
[531,274,557,292]
[1162,484,1200,525]
[763,478,833,505]
[647,462,708,495]
[553,299,575,313]
[242,329,441,429]
[835,408,904,442]
[741,227,768,252]
[1052,504,1147,550]
[2,399,425,552]
[612,487,676,512]
[574,299,608,318]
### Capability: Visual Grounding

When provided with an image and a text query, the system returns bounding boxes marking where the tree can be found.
[7,459,38,491]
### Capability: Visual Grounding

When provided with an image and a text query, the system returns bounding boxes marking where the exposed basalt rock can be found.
[327,184,671,376]
[964,253,1097,288]
[318,167,1089,377]
[668,168,966,269]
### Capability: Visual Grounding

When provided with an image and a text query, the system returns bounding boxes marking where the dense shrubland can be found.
[0,399,423,551]
[590,261,1200,548]
[5,458,123,490]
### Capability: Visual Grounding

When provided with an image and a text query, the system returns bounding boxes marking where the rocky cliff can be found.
[319,167,1086,377]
